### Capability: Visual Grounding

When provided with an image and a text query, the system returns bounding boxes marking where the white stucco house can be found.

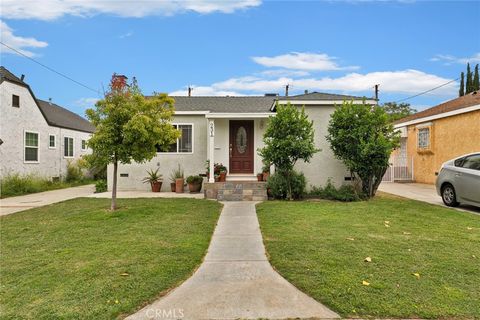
[0,66,95,179]
[110,91,376,200]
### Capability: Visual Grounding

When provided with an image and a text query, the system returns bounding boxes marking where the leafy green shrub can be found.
[95,180,108,193]
[186,175,203,184]
[309,179,361,202]
[267,170,306,200]
[66,159,86,182]
[1,174,48,197]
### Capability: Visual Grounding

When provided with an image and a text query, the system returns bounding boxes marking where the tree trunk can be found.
[111,160,118,211]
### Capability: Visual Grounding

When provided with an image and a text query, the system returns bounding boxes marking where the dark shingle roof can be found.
[170,96,276,113]
[278,91,370,101]
[395,91,480,125]
[1,66,95,133]
[0,66,27,86]
[37,100,95,133]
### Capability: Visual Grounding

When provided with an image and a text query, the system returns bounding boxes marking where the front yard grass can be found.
[257,194,480,319]
[0,198,222,319]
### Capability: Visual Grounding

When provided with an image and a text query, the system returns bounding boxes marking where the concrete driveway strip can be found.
[0,184,95,216]
[126,201,339,320]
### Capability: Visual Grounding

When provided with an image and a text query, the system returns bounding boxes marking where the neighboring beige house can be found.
[110,91,377,198]
[0,66,95,179]
[387,91,480,184]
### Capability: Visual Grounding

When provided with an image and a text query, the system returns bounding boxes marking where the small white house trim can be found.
[394,104,480,128]
[206,112,273,119]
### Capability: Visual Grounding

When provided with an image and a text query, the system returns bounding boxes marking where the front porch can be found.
[204,181,267,201]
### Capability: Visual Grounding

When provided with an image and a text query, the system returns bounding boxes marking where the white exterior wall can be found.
[0,81,92,179]
[109,116,268,191]
[295,105,349,189]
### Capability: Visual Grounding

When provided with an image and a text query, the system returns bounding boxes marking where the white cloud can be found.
[259,69,310,77]
[0,20,48,57]
[431,53,480,65]
[252,52,359,71]
[170,86,243,96]
[173,69,457,97]
[1,0,261,20]
[118,31,134,39]
[74,97,99,108]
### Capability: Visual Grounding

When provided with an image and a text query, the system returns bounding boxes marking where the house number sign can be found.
[209,121,215,137]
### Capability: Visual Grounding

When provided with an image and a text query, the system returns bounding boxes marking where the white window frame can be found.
[157,123,194,154]
[417,127,430,149]
[64,136,74,158]
[81,139,87,151]
[24,130,39,163]
[49,134,56,149]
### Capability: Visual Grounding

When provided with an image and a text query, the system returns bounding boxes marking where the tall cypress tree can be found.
[474,64,479,91]
[459,72,465,96]
[466,63,472,94]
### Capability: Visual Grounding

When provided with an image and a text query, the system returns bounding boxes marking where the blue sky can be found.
[1,0,479,116]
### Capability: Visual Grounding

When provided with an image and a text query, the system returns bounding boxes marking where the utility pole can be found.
[285,84,289,96]
[374,84,379,101]
[188,86,192,97]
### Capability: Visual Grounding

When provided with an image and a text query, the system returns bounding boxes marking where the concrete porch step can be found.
[226,174,259,181]
[204,181,267,201]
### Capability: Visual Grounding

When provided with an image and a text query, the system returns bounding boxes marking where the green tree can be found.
[380,102,417,122]
[259,103,319,199]
[326,101,400,198]
[466,63,473,94]
[459,71,465,97]
[474,64,479,91]
[86,74,180,210]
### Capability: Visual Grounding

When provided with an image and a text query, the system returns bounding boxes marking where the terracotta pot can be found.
[188,182,202,193]
[257,174,263,182]
[175,178,184,193]
[151,181,162,192]
[170,182,176,192]
[262,172,270,181]
[219,172,227,182]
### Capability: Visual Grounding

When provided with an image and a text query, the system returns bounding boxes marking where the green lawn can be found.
[0,198,222,319]
[257,194,480,319]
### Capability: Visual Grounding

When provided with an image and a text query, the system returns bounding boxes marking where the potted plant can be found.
[142,168,162,192]
[257,173,263,181]
[169,169,178,192]
[172,164,184,193]
[214,163,227,182]
[186,175,203,193]
[262,163,271,181]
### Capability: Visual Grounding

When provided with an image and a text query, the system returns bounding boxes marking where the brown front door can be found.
[229,120,254,174]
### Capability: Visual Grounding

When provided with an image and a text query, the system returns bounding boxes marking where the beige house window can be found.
[417,127,430,149]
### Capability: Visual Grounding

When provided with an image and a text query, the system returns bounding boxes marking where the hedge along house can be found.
[0,66,95,180]
[110,91,376,200]
[388,91,480,184]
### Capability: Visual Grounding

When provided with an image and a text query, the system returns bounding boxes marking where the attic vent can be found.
[264,93,279,97]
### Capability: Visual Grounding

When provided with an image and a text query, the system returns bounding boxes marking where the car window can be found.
[454,157,464,167]
[461,154,480,170]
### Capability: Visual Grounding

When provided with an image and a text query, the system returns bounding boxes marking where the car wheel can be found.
[441,184,459,207]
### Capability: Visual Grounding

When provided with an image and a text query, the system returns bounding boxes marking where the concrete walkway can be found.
[379,182,480,214]
[126,202,339,320]
[0,184,95,216]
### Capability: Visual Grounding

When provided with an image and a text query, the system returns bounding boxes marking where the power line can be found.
[395,77,459,103]
[1,41,100,94]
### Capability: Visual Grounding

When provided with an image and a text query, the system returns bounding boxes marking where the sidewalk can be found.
[379,182,480,214]
[126,202,339,320]
[0,184,95,216]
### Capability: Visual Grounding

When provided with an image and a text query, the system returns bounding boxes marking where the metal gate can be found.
[382,155,414,182]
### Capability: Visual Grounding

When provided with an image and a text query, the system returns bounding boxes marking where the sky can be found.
[1,0,480,116]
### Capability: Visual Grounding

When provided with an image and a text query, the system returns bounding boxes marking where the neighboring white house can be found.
[0,66,95,179]
[110,91,376,195]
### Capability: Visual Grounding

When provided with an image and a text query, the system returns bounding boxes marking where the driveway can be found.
[0,184,95,216]
[379,182,480,214]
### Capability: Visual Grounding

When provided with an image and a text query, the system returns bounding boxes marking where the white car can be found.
[435,152,480,207]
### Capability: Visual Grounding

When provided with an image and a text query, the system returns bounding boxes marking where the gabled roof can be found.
[37,100,95,133]
[1,66,95,133]
[0,66,27,87]
[278,91,370,101]
[395,91,480,125]
[170,96,276,113]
